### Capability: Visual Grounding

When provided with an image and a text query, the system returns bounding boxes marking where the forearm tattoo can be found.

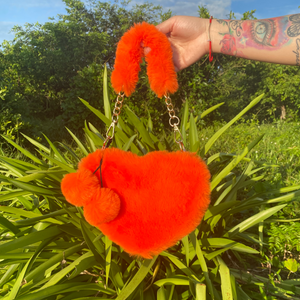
[287,14,300,37]
[217,13,300,64]
[294,38,300,65]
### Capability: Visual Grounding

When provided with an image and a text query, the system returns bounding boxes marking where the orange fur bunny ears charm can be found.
[61,22,211,259]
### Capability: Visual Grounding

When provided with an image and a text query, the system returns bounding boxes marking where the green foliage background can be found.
[1,0,300,143]
[0,1,300,298]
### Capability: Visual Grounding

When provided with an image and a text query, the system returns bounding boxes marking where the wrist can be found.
[209,19,222,55]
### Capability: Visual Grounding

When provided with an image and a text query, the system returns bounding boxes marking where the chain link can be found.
[102,92,125,149]
[164,94,186,151]
[102,92,185,151]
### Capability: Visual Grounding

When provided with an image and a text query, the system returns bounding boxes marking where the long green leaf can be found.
[210,134,264,191]
[190,231,214,299]
[225,204,287,238]
[196,284,206,300]
[8,179,60,196]
[25,243,84,283]
[41,251,94,289]
[9,260,30,300]
[0,264,19,288]
[217,257,233,300]
[105,235,113,286]
[103,64,112,121]
[116,257,157,300]
[154,276,189,287]
[201,94,264,155]
[125,107,155,149]
[0,215,20,234]
[66,128,89,156]
[0,226,61,253]
[201,103,224,119]
[189,114,200,152]
[0,190,31,203]
[1,135,44,165]
[42,134,68,163]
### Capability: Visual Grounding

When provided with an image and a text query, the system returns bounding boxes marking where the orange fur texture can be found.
[61,148,210,258]
[111,22,178,98]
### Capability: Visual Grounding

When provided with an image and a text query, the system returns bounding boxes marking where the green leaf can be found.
[226,204,287,238]
[201,103,224,119]
[157,286,167,300]
[66,128,89,156]
[25,243,85,283]
[0,226,61,253]
[0,264,19,288]
[1,135,44,165]
[200,238,259,254]
[0,190,31,204]
[9,259,30,300]
[160,252,194,277]
[189,231,214,299]
[80,98,111,126]
[12,283,115,300]
[42,251,94,289]
[189,114,199,152]
[80,220,105,266]
[103,64,112,121]
[210,134,264,191]
[181,100,189,133]
[43,134,68,163]
[105,235,113,286]
[0,215,20,234]
[196,284,206,300]
[125,107,155,149]
[217,256,233,300]
[21,133,50,153]
[284,259,298,273]
[201,94,264,156]
[122,135,137,151]
[116,257,157,300]
[36,150,75,173]
[155,275,189,287]
[8,179,60,196]
[181,235,190,266]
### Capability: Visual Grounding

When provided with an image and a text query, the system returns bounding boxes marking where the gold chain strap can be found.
[103,92,185,151]
[164,94,185,151]
[102,92,125,149]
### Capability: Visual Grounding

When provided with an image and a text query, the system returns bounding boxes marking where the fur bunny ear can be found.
[111,22,178,98]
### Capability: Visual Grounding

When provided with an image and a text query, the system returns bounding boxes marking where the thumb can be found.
[156,18,175,35]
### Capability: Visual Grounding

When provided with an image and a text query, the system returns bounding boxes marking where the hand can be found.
[155,16,209,71]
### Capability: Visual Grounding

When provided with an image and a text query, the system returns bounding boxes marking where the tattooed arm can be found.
[156,15,300,70]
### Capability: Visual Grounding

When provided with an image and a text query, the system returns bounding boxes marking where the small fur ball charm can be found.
[61,148,210,258]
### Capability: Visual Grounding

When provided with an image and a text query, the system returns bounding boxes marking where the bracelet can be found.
[208,16,213,62]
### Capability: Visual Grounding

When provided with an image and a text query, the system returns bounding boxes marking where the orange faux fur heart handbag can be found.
[61,22,211,259]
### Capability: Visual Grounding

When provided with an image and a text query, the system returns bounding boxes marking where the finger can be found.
[144,47,151,55]
[156,18,175,35]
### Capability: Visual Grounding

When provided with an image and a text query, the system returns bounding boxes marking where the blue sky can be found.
[0,0,299,45]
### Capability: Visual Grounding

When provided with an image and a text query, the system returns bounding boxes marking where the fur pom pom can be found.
[111,22,178,98]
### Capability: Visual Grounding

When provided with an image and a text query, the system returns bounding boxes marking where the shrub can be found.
[1,71,300,299]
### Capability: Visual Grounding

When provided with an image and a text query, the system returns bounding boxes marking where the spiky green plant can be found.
[1,68,300,300]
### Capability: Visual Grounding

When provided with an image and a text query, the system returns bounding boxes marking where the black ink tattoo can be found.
[250,20,276,46]
[217,19,227,26]
[293,38,300,66]
[230,20,243,37]
[287,14,300,37]
[217,19,243,36]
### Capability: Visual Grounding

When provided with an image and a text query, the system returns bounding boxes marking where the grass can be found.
[201,121,300,187]
[200,120,300,281]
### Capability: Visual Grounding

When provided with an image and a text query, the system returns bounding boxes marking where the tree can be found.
[0,0,170,140]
